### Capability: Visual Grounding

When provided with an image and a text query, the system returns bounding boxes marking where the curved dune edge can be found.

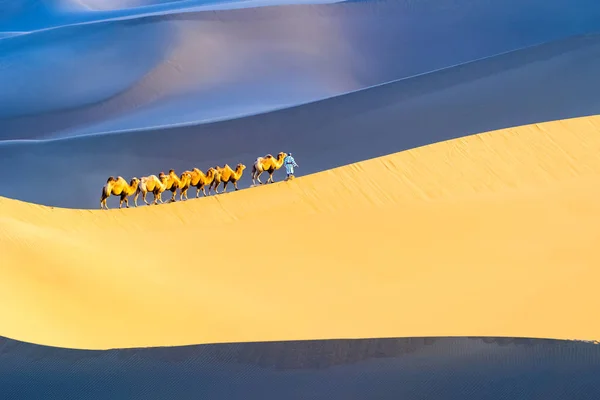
[2,115,600,350]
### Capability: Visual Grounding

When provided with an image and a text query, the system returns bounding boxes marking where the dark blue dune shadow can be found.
[0,16,177,120]
[1,336,599,399]
[3,0,600,138]
[1,33,600,208]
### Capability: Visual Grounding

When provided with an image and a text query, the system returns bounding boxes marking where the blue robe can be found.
[284,155,297,174]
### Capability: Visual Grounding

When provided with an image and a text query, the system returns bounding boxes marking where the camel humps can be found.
[251,152,287,185]
[182,167,219,199]
[100,152,291,210]
[100,176,140,210]
[170,171,193,202]
[134,172,170,206]
[211,163,246,194]
[164,169,192,203]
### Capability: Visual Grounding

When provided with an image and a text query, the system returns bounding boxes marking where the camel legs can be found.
[142,191,151,206]
[222,181,229,193]
[233,181,239,191]
[268,171,275,184]
[196,187,205,198]
[120,196,130,208]
[255,171,264,185]
[137,190,151,206]
[134,190,148,206]
[195,184,209,197]
[212,181,220,194]
[180,189,187,201]
[100,191,110,209]
[169,189,177,203]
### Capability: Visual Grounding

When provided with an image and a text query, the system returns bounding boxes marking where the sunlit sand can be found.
[1,115,600,350]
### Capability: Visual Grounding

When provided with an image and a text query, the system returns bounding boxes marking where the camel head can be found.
[168,169,177,176]
[277,152,287,160]
[129,177,140,186]
[236,163,246,173]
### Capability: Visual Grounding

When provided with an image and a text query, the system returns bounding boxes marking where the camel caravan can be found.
[100,152,289,210]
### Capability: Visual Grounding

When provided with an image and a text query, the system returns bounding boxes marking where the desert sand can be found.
[1,114,600,350]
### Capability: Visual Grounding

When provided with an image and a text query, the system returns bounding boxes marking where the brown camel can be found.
[251,152,287,185]
[163,169,186,203]
[211,163,246,193]
[175,171,193,201]
[134,172,170,206]
[182,167,218,199]
[100,176,140,210]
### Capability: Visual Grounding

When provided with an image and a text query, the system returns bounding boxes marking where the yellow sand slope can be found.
[2,115,600,350]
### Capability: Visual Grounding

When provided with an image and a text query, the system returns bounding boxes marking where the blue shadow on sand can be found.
[1,336,599,399]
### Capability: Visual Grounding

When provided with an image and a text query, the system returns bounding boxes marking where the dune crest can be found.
[1,115,600,350]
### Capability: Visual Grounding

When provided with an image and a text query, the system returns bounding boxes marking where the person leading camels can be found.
[284,152,298,180]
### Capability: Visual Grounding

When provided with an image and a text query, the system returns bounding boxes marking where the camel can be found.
[100,176,140,210]
[134,172,170,206]
[174,171,194,201]
[163,169,187,203]
[182,167,218,199]
[211,163,246,193]
[251,152,287,185]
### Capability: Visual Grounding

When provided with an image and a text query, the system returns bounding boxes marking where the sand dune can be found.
[3,0,600,397]
[3,0,600,139]
[4,33,600,209]
[1,114,600,350]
